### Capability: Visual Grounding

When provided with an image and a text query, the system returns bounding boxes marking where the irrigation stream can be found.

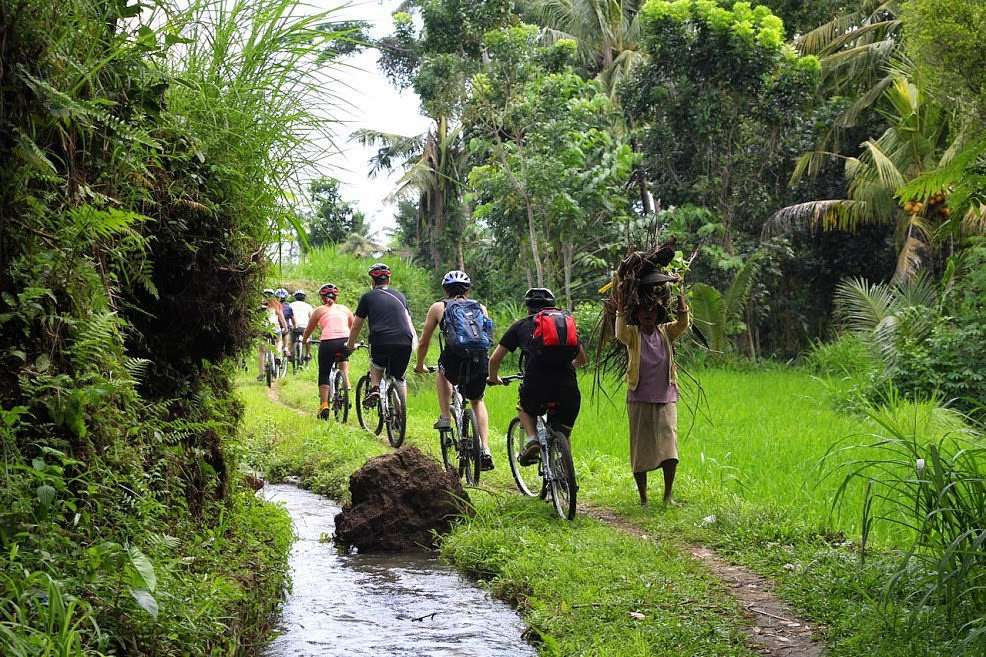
[262,484,536,657]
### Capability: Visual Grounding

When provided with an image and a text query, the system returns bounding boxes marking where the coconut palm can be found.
[352,116,467,269]
[797,0,902,131]
[527,0,646,96]
[770,78,960,283]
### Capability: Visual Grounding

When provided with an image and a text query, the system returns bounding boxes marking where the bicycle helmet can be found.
[524,287,555,308]
[441,270,471,288]
[368,263,391,279]
[293,289,306,301]
[319,283,339,300]
[274,288,289,300]
[262,288,275,298]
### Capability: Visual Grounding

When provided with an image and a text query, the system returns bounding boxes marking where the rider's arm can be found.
[276,306,287,332]
[302,307,321,343]
[573,344,588,369]
[415,303,441,372]
[487,345,509,383]
[346,315,364,352]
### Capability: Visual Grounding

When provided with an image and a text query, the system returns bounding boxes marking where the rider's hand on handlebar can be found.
[487,376,504,386]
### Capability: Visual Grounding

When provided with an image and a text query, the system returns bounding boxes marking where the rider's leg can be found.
[661,459,677,505]
[518,409,537,438]
[436,371,452,420]
[472,398,490,450]
[258,344,265,375]
[341,360,351,389]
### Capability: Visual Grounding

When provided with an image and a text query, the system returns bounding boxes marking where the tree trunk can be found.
[527,201,544,286]
[562,243,574,310]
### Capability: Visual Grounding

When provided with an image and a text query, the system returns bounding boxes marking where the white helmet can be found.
[442,270,471,288]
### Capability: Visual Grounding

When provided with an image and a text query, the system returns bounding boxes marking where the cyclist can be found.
[289,289,315,363]
[346,263,417,407]
[415,270,495,471]
[258,288,287,381]
[303,284,354,420]
[487,288,587,465]
[275,288,293,359]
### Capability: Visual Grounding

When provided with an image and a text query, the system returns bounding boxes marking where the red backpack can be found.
[531,308,579,365]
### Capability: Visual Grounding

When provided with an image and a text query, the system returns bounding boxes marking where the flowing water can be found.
[262,484,537,657]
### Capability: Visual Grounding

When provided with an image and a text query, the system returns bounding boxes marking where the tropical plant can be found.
[306,177,368,247]
[528,0,647,95]
[772,78,963,283]
[686,252,763,355]
[828,397,986,654]
[353,116,468,269]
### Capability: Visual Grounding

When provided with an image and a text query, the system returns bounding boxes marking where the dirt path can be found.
[581,506,824,657]
[263,381,824,656]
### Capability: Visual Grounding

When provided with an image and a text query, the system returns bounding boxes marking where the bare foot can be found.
[662,497,680,508]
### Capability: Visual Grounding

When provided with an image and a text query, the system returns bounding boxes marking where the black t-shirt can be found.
[500,315,577,382]
[355,287,414,346]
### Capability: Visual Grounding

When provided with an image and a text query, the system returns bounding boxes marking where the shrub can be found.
[805,334,878,378]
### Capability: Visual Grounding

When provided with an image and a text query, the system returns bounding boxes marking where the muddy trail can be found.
[262,484,536,657]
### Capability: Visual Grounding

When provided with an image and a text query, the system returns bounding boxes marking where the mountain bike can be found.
[318,342,349,423]
[290,328,307,374]
[354,345,406,447]
[501,374,578,520]
[424,366,482,484]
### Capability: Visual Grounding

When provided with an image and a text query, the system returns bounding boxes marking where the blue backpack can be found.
[441,298,493,355]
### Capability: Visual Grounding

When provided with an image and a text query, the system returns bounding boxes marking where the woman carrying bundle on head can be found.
[613,266,690,507]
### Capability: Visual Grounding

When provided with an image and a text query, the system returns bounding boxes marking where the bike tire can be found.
[439,423,456,475]
[506,417,543,498]
[548,431,578,521]
[265,359,273,388]
[332,369,349,424]
[292,341,302,374]
[355,375,382,434]
[385,383,406,447]
[460,408,481,485]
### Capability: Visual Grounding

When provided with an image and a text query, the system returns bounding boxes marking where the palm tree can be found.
[770,78,957,283]
[796,0,902,136]
[352,116,467,269]
[527,0,646,95]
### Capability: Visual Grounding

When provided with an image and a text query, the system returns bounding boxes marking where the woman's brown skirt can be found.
[627,401,678,473]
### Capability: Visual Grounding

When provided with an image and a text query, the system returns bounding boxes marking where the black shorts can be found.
[518,376,580,435]
[317,338,349,386]
[439,349,488,400]
[369,343,412,382]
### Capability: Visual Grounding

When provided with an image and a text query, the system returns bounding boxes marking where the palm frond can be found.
[834,277,897,335]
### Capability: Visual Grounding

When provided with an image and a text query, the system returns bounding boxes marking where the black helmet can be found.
[524,287,555,308]
[368,263,391,280]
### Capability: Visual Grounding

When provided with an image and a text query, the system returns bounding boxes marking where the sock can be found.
[320,401,329,410]
[527,435,537,444]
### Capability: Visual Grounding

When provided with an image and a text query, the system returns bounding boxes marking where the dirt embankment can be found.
[335,447,472,552]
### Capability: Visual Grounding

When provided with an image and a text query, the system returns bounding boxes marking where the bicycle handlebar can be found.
[496,374,524,385]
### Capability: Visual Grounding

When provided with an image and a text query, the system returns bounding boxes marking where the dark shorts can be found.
[518,376,580,436]
[317,338,349,386]
[369,343,412,381]
[438,349,488,400]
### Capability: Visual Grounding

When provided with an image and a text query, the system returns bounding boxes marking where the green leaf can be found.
[128,587,159,617]
[36,485,56,509]
[128,546,157,592]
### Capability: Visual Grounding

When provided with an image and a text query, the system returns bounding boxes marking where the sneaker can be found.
[433,416,451,430]
[318,407,330,421]
[255,374,264,382]
[481,451,494,471]
[517,438,540,466]
[362,386,380,408]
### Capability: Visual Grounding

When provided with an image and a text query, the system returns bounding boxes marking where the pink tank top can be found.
[318,304,352,340]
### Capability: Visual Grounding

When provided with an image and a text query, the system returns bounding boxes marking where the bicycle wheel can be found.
[265,356,273,388]
[384,382,406,447]
[548,431,578,521]
[355,375,382,434]
[439,424,456,475]
[459,408,481,485]
[506,417,543,498]
[332,369,349,424]
[292,340,302,374]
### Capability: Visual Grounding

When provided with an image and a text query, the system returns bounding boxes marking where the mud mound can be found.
[334,447,471,552]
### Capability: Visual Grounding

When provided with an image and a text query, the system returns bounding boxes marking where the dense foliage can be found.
[0,0,336,654]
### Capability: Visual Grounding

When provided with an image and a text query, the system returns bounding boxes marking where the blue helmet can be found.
[274,288,289,300]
